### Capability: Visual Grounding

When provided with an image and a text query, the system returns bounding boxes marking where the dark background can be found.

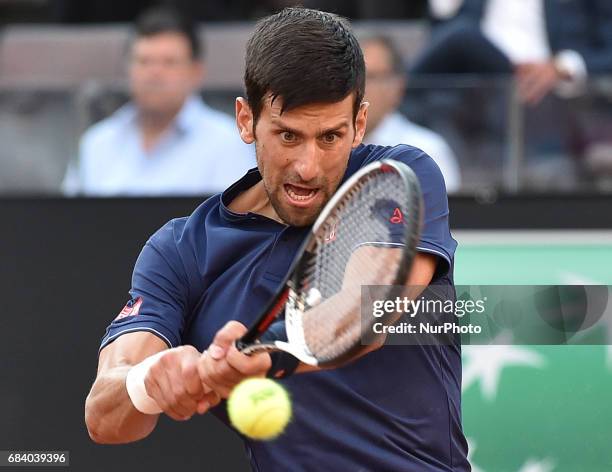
[0,195,610,470]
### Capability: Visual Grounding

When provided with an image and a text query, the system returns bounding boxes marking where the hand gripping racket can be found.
[235,160,423,367]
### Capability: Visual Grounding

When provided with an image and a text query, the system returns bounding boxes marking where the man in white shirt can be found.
[416,0,612,105]
[362,35,461,193]
[64,7,254,196]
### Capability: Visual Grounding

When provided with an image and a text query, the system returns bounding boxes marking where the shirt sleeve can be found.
[99,220,190,352]
[378,145,458,278]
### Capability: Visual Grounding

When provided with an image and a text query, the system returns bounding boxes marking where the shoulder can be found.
[348,143,446,190]
[142,196,223,295]
[348,143,455,278]
[149,195,222,255]
[81,106,131,148]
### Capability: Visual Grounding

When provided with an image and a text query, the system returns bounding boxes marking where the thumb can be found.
[207,320,248,360]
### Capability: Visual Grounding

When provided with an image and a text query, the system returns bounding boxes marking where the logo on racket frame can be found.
[390,207,404,224]
[324,222,339,243]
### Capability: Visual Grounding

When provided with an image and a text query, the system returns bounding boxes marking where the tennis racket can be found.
[235,159,423,367]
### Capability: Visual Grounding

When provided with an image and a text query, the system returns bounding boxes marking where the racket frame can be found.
[235,159,423,366]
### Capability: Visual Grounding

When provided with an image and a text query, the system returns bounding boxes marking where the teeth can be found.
[287,187,316,201]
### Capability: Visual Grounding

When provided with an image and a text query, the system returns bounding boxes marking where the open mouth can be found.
[284,184,320,207]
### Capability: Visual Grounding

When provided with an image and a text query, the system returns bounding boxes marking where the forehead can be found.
[363,41,392,72]
[131,32,192,57]
[261,94,355,128]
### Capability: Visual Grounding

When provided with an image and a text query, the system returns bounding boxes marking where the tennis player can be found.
[85,8,469,471]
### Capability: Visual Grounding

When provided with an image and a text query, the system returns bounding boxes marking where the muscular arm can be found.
[85,332,166,444]
[86,330,222,444]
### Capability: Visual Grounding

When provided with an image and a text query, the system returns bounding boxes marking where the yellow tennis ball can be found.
[227,378,292,440]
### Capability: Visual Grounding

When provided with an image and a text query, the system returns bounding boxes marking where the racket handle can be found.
[236,324,261,349]
[237,319,287,353]
[234,339,250,352]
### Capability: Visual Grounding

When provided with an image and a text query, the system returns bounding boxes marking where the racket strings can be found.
[298,170,410,363]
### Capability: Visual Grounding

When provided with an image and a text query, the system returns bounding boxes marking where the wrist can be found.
[125,351,166,414]
[266,351,300,379]
[259,320,300,378]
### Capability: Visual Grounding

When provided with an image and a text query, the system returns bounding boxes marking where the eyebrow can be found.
[270,120,350,137]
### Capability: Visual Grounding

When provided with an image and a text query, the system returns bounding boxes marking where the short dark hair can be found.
[133,6,203,60]
[360,34,404,74]
[244,7,365,125]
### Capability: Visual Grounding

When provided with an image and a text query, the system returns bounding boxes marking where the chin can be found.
[282,212,317,227]
[276,205,319,227]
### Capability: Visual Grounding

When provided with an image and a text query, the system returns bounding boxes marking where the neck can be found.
[228,181,282,223]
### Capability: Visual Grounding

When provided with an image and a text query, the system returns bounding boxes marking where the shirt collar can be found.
[219,168,288,228]
[220,168,262,219]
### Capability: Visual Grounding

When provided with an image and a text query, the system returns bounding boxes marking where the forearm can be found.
[85,365,158,444]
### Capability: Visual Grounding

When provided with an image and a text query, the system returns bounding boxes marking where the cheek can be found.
[258,138,290,165]
[163,71,187,87]
[320,145,352,176]
[257,141,294,183]
[130,69,147,86]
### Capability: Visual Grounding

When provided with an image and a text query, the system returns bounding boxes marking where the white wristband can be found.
[125,351,167,414]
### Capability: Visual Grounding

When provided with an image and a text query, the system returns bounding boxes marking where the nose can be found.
[295,141,321,183]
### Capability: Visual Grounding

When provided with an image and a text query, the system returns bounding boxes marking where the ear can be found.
[236,97,255,144]
[352,101,369,148]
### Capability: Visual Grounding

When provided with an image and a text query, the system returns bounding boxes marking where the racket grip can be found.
[235,339,249,351]
[237,320,287,353]
[235,324,262,349]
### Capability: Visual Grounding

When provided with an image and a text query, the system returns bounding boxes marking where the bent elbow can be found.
[84,394,156,444]
[85,398,109,444]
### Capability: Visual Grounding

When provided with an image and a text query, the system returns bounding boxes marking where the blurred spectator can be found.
[3,0,427,23]
[63,6,253,196]
[54,0,252,23]
[414,0,612,105]
[298,0,427,20]
[361,35,461,193]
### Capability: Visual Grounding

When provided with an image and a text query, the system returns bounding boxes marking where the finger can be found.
[208,321,248,360]
[147,365,193,421]
[197,391,221,415]
[516,69,534,96]
[522,77,547,106]
[181,356,206,399]
[198,354,243,398]
[528,76,554,105]
[165,366,200,419]
[225,345,272,377]
[206,356,246,391]
[518,65,557,106]
[151,351,200,420]
[205,390,221,407]
[518,74,541,104]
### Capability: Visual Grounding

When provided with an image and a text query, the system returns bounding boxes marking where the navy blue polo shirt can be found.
[100,144,469,471]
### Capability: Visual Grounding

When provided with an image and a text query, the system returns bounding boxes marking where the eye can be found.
[133,56,150,67]
[280,131,296,143]
[322,133,339,144]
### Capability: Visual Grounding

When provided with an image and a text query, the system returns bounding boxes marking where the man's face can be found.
[237,94,368,227]
[363,41,404,132]
[128,32,203,115]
